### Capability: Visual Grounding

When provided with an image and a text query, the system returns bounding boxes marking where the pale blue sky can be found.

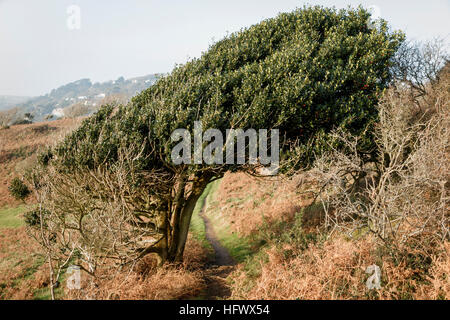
[0,0,448,96]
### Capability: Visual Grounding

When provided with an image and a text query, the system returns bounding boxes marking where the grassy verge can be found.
[0,205,63,300]
[202,179,254,263]
[0,206,27,228]
[189,183,214,258]
[33,271,65,300]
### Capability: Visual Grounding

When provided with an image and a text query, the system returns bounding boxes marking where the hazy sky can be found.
[0,0,449,96]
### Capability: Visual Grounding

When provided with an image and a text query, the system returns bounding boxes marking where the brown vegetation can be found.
[0,118,81,207]
[0,227,49,299]
[213,172,316,237]
[231,236,449,300]
[224,61,449,300]
[64,236,208,300]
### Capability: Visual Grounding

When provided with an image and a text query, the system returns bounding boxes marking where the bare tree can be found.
[313,81,449,245]
[391,38,449,100]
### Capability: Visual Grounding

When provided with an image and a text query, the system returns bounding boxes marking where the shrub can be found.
[24,208,50,227]
[11,119,32,125]
[53,6,404,172]
[8,177,30,201]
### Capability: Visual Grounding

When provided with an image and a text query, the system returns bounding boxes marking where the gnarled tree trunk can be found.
[151,172,214,264]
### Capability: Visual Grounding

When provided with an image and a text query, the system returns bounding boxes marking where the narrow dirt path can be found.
[199,198,235,300]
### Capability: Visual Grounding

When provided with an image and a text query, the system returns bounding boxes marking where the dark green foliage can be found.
[12,119,33,125]
[43,5,404,173]
[24,208,50,227]
[8,177,31,201]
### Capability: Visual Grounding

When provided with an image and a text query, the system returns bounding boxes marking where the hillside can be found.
[0,74,162,124]
[0,96,32,111]
[0,119,84,299]
[0,119,82,207]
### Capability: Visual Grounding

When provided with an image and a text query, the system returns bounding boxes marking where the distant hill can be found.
[6,74,162,122]
[0,96,33,111]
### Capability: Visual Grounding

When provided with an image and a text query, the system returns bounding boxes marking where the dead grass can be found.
[230,235,449,300]
[0,118,82,207]
[0,227,49,300]
[210,103,449,300]
[218,159,448,300]
[0,216,210,300]
[0,118,83,300]
[427,242,450,300]
[221,64,450,300]
[64,236,208,300]
[213,172,317,237]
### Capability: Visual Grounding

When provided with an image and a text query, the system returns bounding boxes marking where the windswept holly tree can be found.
[27,6,403,271]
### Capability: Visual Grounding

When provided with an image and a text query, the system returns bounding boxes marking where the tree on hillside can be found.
[27,6,403,272]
